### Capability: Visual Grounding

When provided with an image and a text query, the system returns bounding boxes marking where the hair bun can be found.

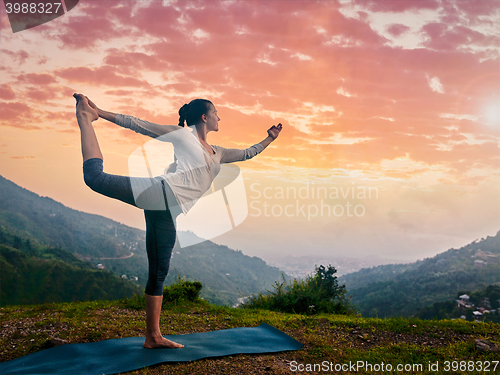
[178,99,213,127]
[179,103,190,115]
[178,103,190,126]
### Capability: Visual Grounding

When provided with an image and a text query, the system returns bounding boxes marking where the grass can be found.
[1,299,499,374]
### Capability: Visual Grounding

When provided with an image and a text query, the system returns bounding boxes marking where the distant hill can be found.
[167,243,285,306]
[416,284,500,323]
[0,241,142,306]
[0,175,285,306]
[339,232,500,318]
[0,175,144,259]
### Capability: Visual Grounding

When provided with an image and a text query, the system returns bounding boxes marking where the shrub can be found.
[241,265,353,315]
[121,278,203,309]
[163,278,203,304]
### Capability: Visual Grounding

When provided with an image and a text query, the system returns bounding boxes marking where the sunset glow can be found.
[1,0,499,262]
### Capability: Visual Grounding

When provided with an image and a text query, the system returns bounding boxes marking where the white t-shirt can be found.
[116,114,264,214]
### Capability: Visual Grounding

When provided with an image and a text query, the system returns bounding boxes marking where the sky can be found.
[1,0,499,265]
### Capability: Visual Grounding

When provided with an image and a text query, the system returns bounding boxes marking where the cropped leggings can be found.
[83,158,180,296]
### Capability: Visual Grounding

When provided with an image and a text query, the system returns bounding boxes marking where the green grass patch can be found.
[1,296,499,374]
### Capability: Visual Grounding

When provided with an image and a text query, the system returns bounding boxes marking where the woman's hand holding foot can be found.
[86,96,99,113]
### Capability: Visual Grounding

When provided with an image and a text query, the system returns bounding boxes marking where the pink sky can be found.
[1,0,499,263]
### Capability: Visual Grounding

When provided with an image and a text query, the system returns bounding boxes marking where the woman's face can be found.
[205,104,220,132]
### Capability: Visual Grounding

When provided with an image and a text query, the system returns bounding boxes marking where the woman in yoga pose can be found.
[74,93,282,349]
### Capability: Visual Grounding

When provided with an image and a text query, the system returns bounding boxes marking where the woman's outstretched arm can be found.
[259,123,282,150]
[219,123,282,163]
[86,97,180,138]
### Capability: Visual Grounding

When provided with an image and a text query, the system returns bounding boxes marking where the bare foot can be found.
[74,93,98,123]
[143,336,184,349]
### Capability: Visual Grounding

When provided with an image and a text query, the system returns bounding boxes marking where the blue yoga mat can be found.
[1,323,302,375]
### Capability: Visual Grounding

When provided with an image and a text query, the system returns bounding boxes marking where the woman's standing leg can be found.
[143,209,183,349]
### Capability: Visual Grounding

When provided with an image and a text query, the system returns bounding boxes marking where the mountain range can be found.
[2,174,499,318]
[339,231,500,317]
[0,175,285,306]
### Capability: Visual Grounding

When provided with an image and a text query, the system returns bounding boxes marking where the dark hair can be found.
[178,99,213,127]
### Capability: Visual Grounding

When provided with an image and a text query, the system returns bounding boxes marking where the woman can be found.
[73,93,282,349]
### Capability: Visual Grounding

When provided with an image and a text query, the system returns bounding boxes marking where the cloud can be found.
[455,0,499,19]
[439,113,477,121]
[43,110,74,122]
[123,1,183,40]
[0,84,16,100]
[427,75,444,93]
[54,66,151,88]
[16,72,58,85]
[49,2,137,49]
[337,87,356,98]
[421,22,500,53]
[21,83,75,103]
[103,89,135,97]
[103,50,167,73]
[0,80,78,107]
[0,101,42,129]
[25,87,53,102]
[386,23,410,37]
[0,101,33,120]
[356,0,440,13]
[0,49,29,65]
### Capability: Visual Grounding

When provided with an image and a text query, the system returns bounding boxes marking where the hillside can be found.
[167,243,285,306]
[0,175,144,259]
[417,284,500,324]
[340,232,500,318]
[0,175,285,306]
[0,244,142,306]
[1,298,499,374]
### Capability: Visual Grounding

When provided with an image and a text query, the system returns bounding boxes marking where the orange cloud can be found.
[16,72,58,85]
[0,84,16,100]
[0,101,41,129]
[54,66,151,88]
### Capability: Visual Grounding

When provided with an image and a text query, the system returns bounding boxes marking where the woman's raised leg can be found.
[75,92,176,211]
[74,93,103,162]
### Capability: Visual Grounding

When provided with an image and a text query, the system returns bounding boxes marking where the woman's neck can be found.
[193,124,208,143]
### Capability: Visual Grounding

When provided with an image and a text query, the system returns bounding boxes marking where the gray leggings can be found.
[83,158,180,296]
